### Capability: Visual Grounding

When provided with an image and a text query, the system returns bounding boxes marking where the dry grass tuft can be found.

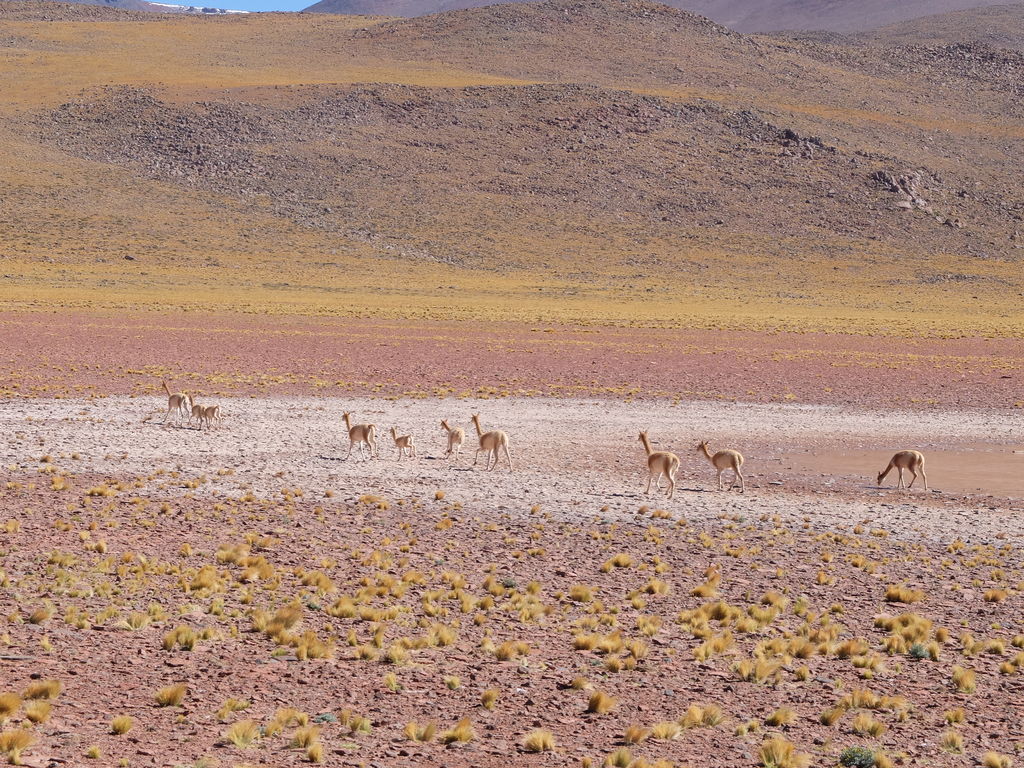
[22,681,60,701]
[440,717,474,744]
[403,721,436,742]
[522,728,555,752]
[820,707,845,727]
[155,683,187,707]
[651,721,682,740]
[568,585,594,603]
[0,730,34,765]
[224,719,260,748]
[291,725,320,748]
[765,707,795,727]
[884,585,925,604]
[306,741,324,763]
[216,698,250,722]
[0,696,19,725]
[623,724,650,744]
[940,730,963,753]
[587,691,618,715]
[952,665,977,693]
[759,735,810,768]
[22,701,51,725]
[604,747,633,768]
[851,711,887,738]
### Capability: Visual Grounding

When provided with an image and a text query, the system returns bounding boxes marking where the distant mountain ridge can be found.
[17,0,1024,30]
[20,0,248,13]
[304,0,1024,33]
[865,2,1024,49]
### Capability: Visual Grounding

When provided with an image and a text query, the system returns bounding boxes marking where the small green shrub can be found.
[907,643,929,660]
[839,746,876,768]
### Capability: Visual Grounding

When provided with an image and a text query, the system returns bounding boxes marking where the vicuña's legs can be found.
[896,468,905,489]
[736,468,745,493]
[920,468,928,491]
[503,443,512,471]
[717,469,724,491]
[645,472,653,495]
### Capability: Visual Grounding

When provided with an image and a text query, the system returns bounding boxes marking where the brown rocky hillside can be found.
[304,0,1024,32]
[2,0,1023,330]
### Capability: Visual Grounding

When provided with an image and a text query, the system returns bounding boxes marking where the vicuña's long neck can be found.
[640,434,653,456]
[699,445,713,461]
[343,414,351,430]
[472,417,483,436]
[390,428,397,439]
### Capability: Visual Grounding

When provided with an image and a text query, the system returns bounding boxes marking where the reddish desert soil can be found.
[0,394,1022,767]
[2,311,1023,408]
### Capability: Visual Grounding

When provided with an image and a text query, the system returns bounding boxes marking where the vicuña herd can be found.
[159,382,930,494]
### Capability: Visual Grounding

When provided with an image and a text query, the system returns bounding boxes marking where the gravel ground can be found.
[2,395,1024,768]
[5,395,1022,542]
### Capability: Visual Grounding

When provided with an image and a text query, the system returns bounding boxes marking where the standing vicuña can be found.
[877,450,927,490]
[189,403,221,430]
[697,440,745,492]
[342,412,377,459]
[162,381,192,426]
[201,404,222,430]
[638,431,680,499]
[390,427,416,460]
[440,419,464,460]
[471,414,512,471]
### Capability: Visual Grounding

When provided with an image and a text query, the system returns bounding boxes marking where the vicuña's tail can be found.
[162,380,172,396]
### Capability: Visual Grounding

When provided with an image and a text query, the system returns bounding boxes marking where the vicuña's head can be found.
[638,431,648,442]
[441,419,449,430]
[876,470,885,485]
[697,440,709,451]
